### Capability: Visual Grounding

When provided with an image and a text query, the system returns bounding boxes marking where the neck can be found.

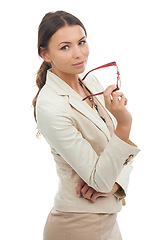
[51,68,80,92]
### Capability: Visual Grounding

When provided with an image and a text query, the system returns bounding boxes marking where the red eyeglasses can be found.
[81,61,121,101]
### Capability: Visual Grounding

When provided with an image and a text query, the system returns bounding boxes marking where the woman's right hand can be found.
[103,85,132,143]
[75,180,120,203]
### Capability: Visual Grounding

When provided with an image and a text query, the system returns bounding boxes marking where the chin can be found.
[76,66,86,74]
[78,69,85,74]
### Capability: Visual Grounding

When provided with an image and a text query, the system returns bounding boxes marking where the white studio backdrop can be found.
[0,0,160,239]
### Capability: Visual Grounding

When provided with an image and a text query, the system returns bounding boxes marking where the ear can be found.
[39,47,52,63]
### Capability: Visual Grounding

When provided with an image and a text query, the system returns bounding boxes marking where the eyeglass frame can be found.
[81,61,121,101]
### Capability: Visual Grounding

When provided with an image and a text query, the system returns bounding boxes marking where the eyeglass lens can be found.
[81,61,121,101]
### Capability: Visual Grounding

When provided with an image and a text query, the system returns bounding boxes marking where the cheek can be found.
[53,52,71,66]
[84,45,90,58]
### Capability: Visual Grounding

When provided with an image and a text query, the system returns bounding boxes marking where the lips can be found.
[73,61,85,66]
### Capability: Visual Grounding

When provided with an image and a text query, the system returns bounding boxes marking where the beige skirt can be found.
[43,208,122,240]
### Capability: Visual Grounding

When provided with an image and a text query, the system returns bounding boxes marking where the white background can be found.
[1,0,160,239]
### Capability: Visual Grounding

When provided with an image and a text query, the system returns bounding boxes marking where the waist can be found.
[53,179,122,214]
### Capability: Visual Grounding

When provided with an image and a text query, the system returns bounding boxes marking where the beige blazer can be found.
[36,69,140,213]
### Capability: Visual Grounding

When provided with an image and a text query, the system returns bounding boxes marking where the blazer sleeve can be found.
[36,99,140,193]
[114,161,133,200]
[90,74,138,198]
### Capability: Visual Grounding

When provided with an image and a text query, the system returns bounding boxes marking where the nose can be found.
[72,46,82,59]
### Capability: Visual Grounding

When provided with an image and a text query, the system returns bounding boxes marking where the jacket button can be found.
[123,154,134,166]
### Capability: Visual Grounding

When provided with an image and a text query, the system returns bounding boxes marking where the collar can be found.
[46,69,115,140]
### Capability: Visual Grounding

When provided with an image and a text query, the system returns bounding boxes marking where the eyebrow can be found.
[58,36,86,47]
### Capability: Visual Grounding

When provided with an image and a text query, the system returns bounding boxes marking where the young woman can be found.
[32,11,140,240]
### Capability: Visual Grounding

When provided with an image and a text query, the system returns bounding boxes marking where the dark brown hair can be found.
[32,11,87,121]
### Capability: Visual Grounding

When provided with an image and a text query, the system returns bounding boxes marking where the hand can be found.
[75,180,120,203]
[103,85,132,142]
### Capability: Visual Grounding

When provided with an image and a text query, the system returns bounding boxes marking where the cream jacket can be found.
[36,69,140,213]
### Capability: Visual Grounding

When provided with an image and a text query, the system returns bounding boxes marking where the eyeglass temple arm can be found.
[82,86,119,101]
[81,61,117,81]
[82,91,104,101]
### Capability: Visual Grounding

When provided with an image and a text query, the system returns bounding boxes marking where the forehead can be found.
[49,25,85,44]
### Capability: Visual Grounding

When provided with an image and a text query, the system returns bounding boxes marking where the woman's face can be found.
[45,25,89,77]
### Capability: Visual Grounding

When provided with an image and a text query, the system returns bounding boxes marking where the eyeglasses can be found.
[81,61,121,101]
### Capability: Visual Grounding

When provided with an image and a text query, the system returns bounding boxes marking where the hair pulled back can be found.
[32,11,87,121]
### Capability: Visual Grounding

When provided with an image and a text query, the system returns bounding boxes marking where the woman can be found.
[32,11,140,240]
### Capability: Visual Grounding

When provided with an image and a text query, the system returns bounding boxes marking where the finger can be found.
[75,181,84,193]
[83,188,95,200]
[90,192,110,202]
[111,92,126,107]
[120,95,128,106]
[103,85,117,106]
[103,85,117,96]
[111,91,124,101]
[81,184,88,195]
[90,192,100,203]
[75,180,85,196]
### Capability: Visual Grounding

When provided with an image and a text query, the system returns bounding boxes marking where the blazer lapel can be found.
[68,94,111,140]
[83,78,117,129]
[46,70,112,140]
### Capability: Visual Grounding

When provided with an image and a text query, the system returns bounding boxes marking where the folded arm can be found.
[75,179,120,203]
[75,160,133,203]
[37,98,140,193]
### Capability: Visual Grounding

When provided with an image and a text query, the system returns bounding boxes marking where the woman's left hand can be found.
[75,180,120,203]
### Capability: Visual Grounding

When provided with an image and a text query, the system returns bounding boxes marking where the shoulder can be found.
[36,84,69,122]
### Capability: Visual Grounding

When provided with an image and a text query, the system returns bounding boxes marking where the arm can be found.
[114,161,133,199]
[75,160,133,203]
[75,179,120,203]
[37,97,140,193]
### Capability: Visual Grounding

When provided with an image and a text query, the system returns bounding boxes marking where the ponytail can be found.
[32,61,51,121]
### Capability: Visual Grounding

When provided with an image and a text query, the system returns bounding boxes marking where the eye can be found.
[79,40,86,45]
[60,45,69,50]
